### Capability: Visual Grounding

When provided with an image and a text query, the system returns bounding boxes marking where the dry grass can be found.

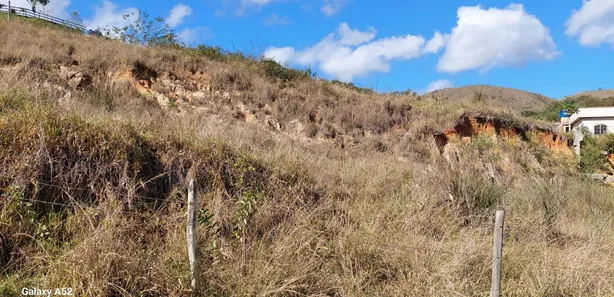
[1,18,614,297]
[568,89,614,99]
[425,85,555,113]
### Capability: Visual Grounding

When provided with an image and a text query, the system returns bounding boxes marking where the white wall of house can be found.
[571,117,614,135]
[570,107,614,135]
[570,107,614,123]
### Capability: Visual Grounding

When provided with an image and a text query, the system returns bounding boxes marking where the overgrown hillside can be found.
[1,17,614,297]
[568,89,614,99]
[423,85,555,113]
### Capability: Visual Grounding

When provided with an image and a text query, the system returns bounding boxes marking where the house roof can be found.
[570,107,614,125]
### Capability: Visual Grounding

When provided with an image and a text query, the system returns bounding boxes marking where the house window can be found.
[564,126,570,133]
[594,124,607,135]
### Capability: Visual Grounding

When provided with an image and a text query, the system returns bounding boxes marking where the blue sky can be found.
[6,0,613,99]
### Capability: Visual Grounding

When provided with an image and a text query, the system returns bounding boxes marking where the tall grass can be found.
[1,17,613,297]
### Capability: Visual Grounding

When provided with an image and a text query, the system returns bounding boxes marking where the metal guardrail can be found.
[0,4,85,31]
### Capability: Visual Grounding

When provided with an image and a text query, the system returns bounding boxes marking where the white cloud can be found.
[178,27,213,46]
[337,23,376,45]
[228,0,279,16]
[420,79,454,95]
[423,31,447,54]
[321,0,349,17]
[242,0,278,5]
[264,47,295,65]
[84,0,138,31]
[263,14,289,27]
[166,3,192,28]
[437,4,559,73]
[264,23,444,81]
[565,0,614,48]
[10,0,72,19]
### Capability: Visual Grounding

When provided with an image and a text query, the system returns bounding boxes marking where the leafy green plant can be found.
[197,208,216,229]
[597,134,614,154]
[470,134,496,152]
[579,133,607,173]
[232,190,263,244]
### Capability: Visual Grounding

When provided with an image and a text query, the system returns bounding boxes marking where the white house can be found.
[559,107,614,155]
[569,107,614,135]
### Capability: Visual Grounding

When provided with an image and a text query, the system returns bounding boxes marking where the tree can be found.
[559,102,579,115]
[26,0,49,13]
[70,10,82,24]
[102,10,180,47]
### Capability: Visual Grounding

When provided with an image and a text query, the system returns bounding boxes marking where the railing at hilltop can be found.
[0,4,85,31]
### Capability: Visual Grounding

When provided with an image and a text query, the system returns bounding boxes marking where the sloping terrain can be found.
[1,17,614,297]
[568,89,614,99]
[424,85,555,113]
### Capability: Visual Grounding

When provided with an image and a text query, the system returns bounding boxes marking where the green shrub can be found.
[597,134,614,154]
[330,79,374,94]
[470,134,496,151]
[579,134,607,173]
[197,45,226,62]
[0,92,28,112]
[261,59,311,82]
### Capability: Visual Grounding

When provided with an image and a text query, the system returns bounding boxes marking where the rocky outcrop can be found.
[434,111,572,155]
[59,66,91,90]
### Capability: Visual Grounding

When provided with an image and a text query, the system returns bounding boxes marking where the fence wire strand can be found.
[1,193,614,277]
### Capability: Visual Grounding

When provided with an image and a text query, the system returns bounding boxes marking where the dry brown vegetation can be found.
[1,18,614,297]
[425,85,555,113]
[568,89,614,99]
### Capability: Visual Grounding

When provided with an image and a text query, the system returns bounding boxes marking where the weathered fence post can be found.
[7,1,11,21]
[187,178,201,296]
[490,210,505,297]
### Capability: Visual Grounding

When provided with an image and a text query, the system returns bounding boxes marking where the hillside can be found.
[524,93,614,122]
[1,17,614,297]
[424,85,555,113]
[567,89,614,99]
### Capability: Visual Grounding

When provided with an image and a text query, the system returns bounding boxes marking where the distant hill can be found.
[523,90,614,122]
[566,89,614,99]
[423,85,555,113]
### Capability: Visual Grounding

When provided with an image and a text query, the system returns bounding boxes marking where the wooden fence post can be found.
[7,1,11,21]
[490,210,505,297]
[187,178,200,296]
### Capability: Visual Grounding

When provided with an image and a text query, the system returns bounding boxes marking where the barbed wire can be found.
[32,181,171,202]
[2,194,614,277]
[0,195,176,215]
